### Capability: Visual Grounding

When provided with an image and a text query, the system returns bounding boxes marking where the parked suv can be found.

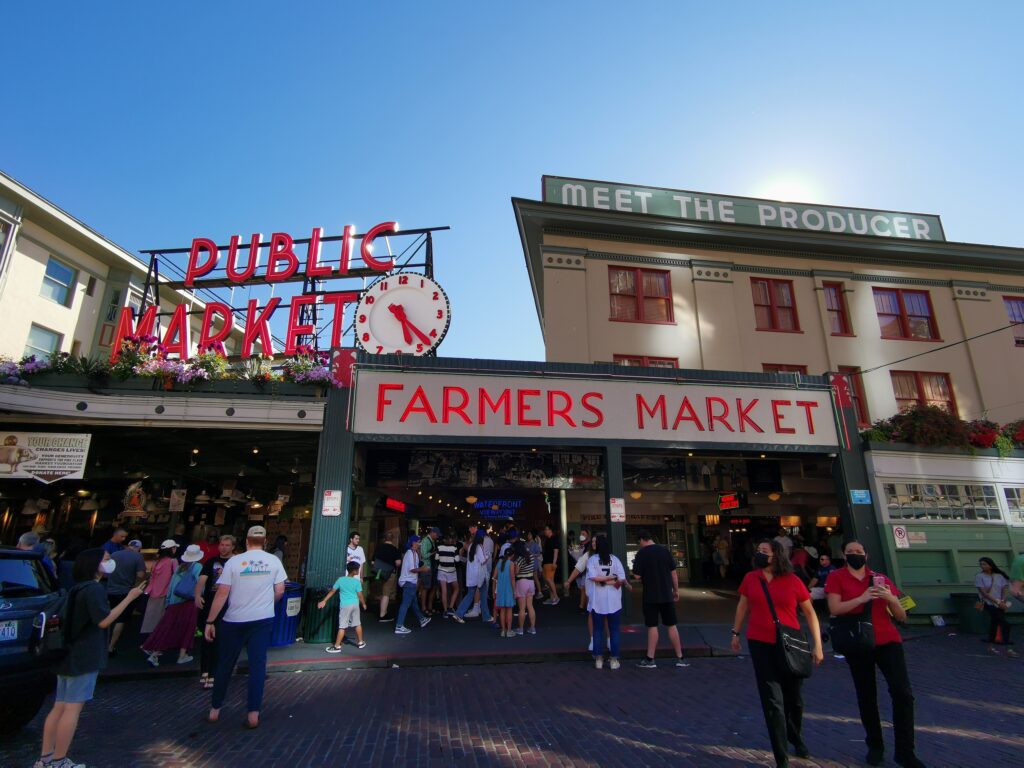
[0,546,62,735]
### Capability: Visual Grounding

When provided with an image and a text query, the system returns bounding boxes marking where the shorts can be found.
[56,671,99,703]
[437,570,457,584]
[418,571,433,589]
[108,593,132,624]
[378,572,397,600]
[643,601,678,628]
[338,603,361,629]
[514,579,535,599]
[543,564,556,580]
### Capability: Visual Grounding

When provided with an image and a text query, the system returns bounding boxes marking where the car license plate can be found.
[0,620,17,641]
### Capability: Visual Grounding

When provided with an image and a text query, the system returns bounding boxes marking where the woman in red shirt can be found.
[826,540,923,768]
[731,539,823,768]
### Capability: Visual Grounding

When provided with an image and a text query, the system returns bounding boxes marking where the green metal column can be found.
[604,445,628,617]
[306,387,355,589]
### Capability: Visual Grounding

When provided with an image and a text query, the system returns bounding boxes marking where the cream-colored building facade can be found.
[0,170,243,363]
[516,178,1024,426]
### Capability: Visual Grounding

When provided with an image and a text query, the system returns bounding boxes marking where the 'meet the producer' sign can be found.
[353,371,839,448]
[542,176,945,241]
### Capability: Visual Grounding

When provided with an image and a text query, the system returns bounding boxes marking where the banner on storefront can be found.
[354,371,839,447]
[0,432,91,484]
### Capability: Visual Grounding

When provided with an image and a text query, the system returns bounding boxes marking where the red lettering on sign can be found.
[442,386,471,424]
[401,386,438,423]
[771,400,796,434]
[226,234,259,282]
[321,291,360,348]
[360,221,398,272]
[376,383,403,420]
[284,295,316,355]
[242,297,281,357]
[198,302,232,351]
[185,238,218,286]
[479,388,512,425]
[581,392,604,428]
[161,303,190,358]
[266,232,299,282]
[546,390,576,427]
[736,398,764,433]
[706,397,734,432]
[637,394,667,429]
[305,227,333,278]
[110,305,158,361]
[337,224,356,275]
[672,396,705,431]
[517,389,542,426]
[795,401,819,434]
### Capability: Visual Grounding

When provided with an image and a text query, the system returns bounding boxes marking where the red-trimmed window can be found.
[837,365,870,426]
[1003,297,1024,347]
[823,282,852,335]
[608,267,672,323]
[751,278,799,331]
[873,288,939,340]
[614,355,678,368]
[890,371,956,414]
[762,363,808,374]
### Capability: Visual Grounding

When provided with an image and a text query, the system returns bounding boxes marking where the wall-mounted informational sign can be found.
[892,525,909,550]
[0,432,91,484]
[168,489,187,512]
[543,176,945,241]
[609,497,626,523]
[850,489,872,505]
[322,490,342,517]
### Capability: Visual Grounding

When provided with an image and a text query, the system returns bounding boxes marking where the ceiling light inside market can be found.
[629,491,642,500]
[192,448,200,454]
[768,492,781,501]
[465,496,478,504]
[252,447,260,454]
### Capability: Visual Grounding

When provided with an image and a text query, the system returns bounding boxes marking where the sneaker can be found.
[549,598,560,606]
[378,616,394,622]
[865,746,884,766]
[419,617,431,628]
[609,658,621,670]
[515,628,524,636]
[637,657,657,669]
[675,658,690,668]
[146,652,160,667]
[32,759,53,768]
[325,645,343,654]
[527,627,537,635]
[465,609,480,618]
[176,654,193,665]
[542,599,554,605]
[594,656,604,669]
[356,641,366,649]
[834,653,846,660]
[794,742,810,759]
[395,626,412,635]
[51,760,85,768]
[451,615,465,624]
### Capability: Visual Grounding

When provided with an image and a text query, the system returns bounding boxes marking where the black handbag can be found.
[759,578,813,679]
[829,600,875,656]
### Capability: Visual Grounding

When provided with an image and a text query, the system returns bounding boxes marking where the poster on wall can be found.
[0,432,91,484]
[168,489,187,512]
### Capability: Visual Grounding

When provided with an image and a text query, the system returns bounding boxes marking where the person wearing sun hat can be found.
[204,525,287,729]
[141,543,204,667]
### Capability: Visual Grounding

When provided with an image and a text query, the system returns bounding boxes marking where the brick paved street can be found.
[4,633,1022,768]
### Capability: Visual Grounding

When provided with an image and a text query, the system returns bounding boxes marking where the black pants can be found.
[197,607,220,676]
[983,603,1011,644]
[845,643,915,758]
[749,639,805,767]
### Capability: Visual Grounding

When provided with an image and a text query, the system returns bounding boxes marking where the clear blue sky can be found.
[3,2,1021,360]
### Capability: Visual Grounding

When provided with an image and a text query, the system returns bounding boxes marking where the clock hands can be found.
[387,303,433,347]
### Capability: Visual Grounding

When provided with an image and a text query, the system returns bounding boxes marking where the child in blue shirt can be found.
[318,561,367,652]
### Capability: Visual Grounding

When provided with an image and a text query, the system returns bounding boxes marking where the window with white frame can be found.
[1002,487,1024,523]
[40,256,76,306]
[883,481,1001,521]
[24,324,62,360]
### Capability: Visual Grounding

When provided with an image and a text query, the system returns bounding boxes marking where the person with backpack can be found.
[141,544,204,666]
[35,548,144,768]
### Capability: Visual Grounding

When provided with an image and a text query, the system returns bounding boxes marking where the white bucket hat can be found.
[180,544,204,563]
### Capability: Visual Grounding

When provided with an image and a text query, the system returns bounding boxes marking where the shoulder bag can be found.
[372,557,395,580]
[829,587,876,656]
[172,563,200,601]
[759,577,813,679]
[32,582,86,661]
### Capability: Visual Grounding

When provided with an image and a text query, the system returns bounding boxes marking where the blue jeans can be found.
[455,580,492,621]
[211,617,273,712]
[593,609,621,658]
[396,582,425,628]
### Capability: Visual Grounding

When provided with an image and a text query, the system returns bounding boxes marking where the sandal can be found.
[199,674,209,687]
[204,677,215,689]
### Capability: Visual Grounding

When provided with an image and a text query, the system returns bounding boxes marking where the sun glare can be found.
[751,175,824,204]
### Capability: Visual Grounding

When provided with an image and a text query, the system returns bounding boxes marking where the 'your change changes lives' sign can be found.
[0,432,91,484]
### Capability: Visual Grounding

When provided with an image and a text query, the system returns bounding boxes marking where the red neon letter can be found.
[547,390,576,427]
[771,400,796,434]
[360,221,398,272]
[305,227,332,278]
[479,388,512,425]
[110,306,158,361]
[226,234,259,282]
[706,397,735,432]
[581,392,604,428]
[337,225,356,275]
[736,398,764,433]
[321,291,360,348]
[161,303,190,358]
[284,295,317,355]
[241,297,281,357]
[636,394,667,430]
[266,232,299,282]
[795,401,819,434]
[185,238,218,286]
[442,387,472,424]
[400,386,438,423]
[671,397,705,431]
[376,383,403,421]
[517,389,542,426]
[198,302,233,350]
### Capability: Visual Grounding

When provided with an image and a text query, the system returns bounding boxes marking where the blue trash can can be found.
[270,581,304,647]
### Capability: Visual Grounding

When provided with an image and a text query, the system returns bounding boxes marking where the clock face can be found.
[354,272,451,355]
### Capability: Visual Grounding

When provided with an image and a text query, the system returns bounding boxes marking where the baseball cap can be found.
[407,534,421,547]
[128,539,143,548]
[247,525,267,538]
[429,526,441,535]
[160,539,178,549]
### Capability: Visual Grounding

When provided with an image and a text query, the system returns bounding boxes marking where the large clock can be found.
[354,272,451,355]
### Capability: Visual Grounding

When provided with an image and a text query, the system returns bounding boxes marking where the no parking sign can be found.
[892,525,909,549]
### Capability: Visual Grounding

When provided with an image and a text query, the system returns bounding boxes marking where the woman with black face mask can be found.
[731,539,823,767]
[826,540,924,768]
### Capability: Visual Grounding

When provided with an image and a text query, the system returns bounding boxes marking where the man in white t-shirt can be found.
[204,525,287,728]
[773,529,794,557]
[347,532,367,578]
